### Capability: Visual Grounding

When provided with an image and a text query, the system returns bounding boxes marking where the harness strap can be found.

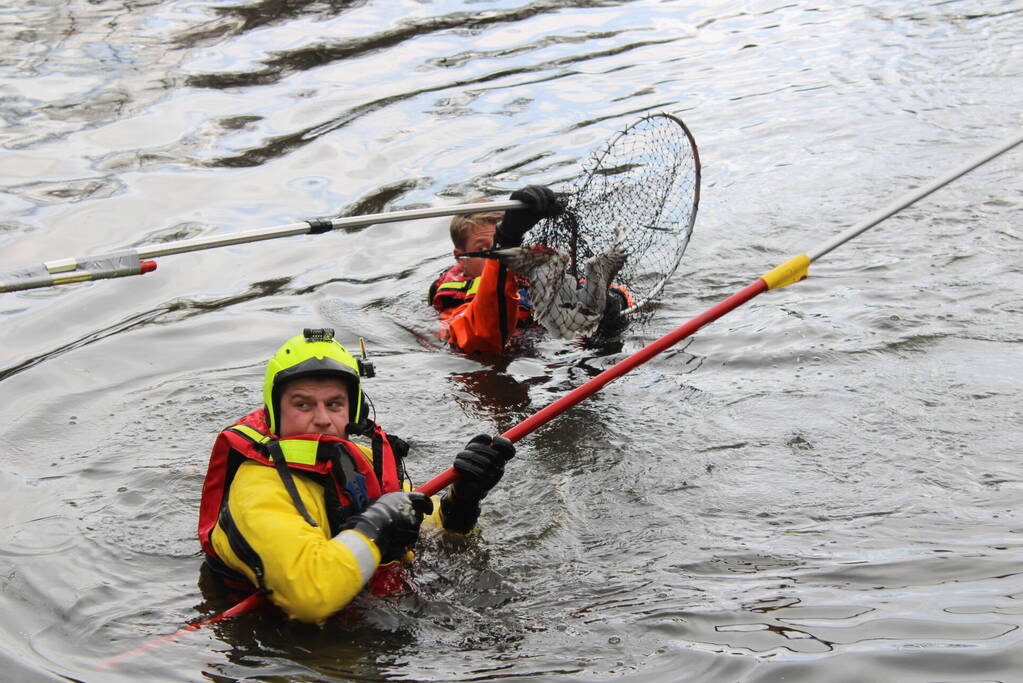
[496,262,510,345]
[371,430,384,483]
[267,440,319,527]
[331,446,370,512]
[217,502,269,592]
[389,433,410,485]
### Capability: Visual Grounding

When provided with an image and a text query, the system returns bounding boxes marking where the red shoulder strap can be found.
[370,424,401,493]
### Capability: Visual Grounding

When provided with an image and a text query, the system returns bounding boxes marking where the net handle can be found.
[1,200,524,293]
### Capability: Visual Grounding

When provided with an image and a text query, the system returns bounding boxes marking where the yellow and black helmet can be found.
[263,328,372,435]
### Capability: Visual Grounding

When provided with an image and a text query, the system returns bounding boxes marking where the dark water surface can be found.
[2,1,1022,681]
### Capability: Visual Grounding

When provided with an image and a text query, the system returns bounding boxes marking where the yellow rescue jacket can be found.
[197,407,423,623]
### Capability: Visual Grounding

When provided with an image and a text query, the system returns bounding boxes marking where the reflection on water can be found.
[1,0,1023,681]
[449,365,533,425]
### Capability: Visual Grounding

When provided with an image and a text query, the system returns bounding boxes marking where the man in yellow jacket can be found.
[198,328,512,624]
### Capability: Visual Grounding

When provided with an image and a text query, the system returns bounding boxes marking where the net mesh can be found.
[521,112,700,338]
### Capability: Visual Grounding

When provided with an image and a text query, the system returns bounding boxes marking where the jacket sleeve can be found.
[436,258,520,354]
[210,461,380,624]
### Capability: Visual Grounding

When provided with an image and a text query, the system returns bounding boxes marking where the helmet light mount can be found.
[303,327,334,343]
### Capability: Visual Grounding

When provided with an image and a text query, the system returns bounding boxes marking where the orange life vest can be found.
[429,259,532,353]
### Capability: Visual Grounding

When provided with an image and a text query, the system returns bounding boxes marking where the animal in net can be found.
[490,243,628,339]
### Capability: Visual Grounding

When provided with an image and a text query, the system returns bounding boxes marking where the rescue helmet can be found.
[263,328,368,435]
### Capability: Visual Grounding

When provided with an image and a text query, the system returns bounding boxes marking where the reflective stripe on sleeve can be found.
[333,529,379,583]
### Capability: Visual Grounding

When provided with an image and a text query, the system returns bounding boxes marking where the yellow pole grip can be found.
[760,253,811,290]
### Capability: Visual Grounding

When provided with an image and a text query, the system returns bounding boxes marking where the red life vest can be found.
[197,407,409,596]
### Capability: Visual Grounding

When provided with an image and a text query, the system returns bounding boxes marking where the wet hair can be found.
[449,209,504,250]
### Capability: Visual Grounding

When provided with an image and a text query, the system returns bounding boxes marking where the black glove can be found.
[343,492,433,564]
[441,434,515,533]
[493,185,562,248]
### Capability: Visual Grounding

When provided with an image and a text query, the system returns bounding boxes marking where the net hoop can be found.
[527,112,701,323]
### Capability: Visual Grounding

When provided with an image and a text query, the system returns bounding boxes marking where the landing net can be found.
[525,112,700,335]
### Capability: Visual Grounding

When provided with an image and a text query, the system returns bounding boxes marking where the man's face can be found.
[278,376,351,438]
[454,221,498,278]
